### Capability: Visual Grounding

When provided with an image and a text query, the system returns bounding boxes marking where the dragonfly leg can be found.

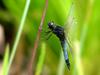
[41,30,52,40]
[46,32,52,40]
[45,30,51,35]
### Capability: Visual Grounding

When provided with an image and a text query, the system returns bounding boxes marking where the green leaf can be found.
[2,44,9,75]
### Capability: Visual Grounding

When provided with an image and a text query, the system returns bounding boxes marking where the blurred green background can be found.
[0,0,100,75]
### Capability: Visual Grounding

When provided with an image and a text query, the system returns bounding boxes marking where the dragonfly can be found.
[45,3,75,70]
[46,21,71,70]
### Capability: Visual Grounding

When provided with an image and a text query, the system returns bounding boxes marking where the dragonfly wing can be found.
[66,36,73,54]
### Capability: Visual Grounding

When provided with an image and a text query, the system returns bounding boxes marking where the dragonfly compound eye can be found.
[48,22,53,26]
[48,22,55,30]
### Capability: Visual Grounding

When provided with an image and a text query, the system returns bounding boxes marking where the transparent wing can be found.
[64,2,77,57]
[65,2,75,31]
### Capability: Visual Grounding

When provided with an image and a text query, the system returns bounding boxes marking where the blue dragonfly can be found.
[46,3,75,70]
[46,21,72,70]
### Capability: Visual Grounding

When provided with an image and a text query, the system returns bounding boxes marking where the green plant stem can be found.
[28,0,48,75]
[2,44,9,75]
[57,51,65,75]
[74,41,84,75]
[6,0,30,75]
[73,1,93,75]
[35,42,46,75]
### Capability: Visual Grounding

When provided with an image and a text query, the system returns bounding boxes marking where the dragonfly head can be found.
[48,21,56,30]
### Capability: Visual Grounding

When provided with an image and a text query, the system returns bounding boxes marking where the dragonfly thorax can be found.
[53,26,66,41]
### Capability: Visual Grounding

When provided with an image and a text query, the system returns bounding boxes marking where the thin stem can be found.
[2,44,9,75]
[73,0,93,75]
[6,0,30,75]
[28,0,48,75]
[57,51,65,75]
[74,41,84,75]
[35,42,46,75]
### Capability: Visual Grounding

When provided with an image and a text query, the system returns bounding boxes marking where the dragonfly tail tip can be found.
[66,59,70,70]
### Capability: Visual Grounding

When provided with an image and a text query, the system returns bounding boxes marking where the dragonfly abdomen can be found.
[61,40,70,70]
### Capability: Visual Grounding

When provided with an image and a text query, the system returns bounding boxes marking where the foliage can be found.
[0,0,100,75]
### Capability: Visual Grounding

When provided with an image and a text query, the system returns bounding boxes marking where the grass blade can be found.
[2,44,9,75]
